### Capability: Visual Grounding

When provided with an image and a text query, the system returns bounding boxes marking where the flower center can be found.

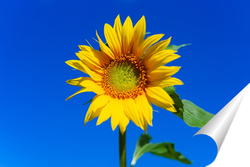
[109,61,140,92]
[101,54,148,99]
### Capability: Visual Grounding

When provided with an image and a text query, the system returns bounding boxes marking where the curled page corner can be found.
[193,83,250,166]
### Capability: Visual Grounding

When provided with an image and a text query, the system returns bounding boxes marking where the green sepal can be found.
[163,86,184,119]
[165,43,191,51]
[83,99,93,105]
[131,134,192,166]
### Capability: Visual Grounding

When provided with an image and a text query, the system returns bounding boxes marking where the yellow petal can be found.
[146,86,174,103]
[91,95,111,112]
[66,87,92,101]
[122,16,134,54]
[148,66,181,82]
[149,77,184,88]
[113,15,122,43]
[146,86,177,112]
[135,34,164,59]
[76,52,103,73]
[66,77,104,94]
[122,98,143,130]
[65,60,87,73]
[119,113,129,134]
[111,99,124,131]
[138,108,148,132]
[142,37,171,62]
[132,16,146,54]
[104,23,121,57]
[77,60,103,81]
[144,50,179,72]
[160,54,181,66]
[135,93,153,126]
[96,30,115,59]
[87,106,103,123]
[96,99,120,126]
[96,104,112,125]
[84,95,111,124]
[78,45,110,65]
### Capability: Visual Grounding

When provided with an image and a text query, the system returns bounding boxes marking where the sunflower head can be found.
[66,15,183,134]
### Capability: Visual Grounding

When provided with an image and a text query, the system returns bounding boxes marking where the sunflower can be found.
[66,15,183,134]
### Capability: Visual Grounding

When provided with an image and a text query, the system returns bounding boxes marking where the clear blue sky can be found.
[1,0,249,166]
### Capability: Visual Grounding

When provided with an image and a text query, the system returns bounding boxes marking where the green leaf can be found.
[150,143,192,164]
[182,100,214,128]
[165,43,191,51]
[163,86,184,119]
[131,134,192,166]
[163,87,214,128]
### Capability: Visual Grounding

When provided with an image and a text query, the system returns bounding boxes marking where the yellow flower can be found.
[66,15,183,134]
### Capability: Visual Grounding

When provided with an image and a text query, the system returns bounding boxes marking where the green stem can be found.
[119,129,127,167]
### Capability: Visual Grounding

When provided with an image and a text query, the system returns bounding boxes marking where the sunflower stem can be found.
[119,129,127,167]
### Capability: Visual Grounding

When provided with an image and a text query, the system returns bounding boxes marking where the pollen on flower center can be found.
[101,53,148,99]
[109,60,140,92]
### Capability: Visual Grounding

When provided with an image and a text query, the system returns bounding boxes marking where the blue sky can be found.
[0,0,249,166]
